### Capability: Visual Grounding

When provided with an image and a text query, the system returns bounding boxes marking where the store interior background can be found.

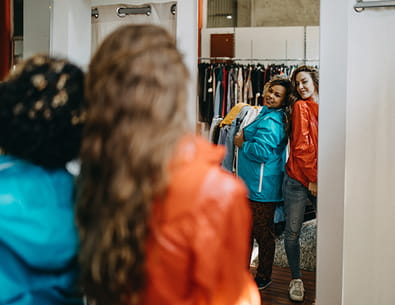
[2,1,395,305]
[200,0,319,66]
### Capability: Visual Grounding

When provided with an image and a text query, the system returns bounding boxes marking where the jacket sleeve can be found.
[291,101,317,183]
[192,171,259,305]
[241,117,283,163]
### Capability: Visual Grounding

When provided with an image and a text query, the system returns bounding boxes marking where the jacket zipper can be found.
[258,163,264,192]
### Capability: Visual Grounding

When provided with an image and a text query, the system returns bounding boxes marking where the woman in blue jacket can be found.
[234,75,291,290]
[0,55,85,305]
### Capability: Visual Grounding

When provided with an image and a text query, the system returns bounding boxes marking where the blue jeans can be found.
[283,173,317,279]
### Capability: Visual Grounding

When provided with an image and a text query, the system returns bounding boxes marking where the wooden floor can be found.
[250,265,316,305]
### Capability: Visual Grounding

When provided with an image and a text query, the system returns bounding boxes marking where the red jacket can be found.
[143,135,260,305]
[286,98,319,187]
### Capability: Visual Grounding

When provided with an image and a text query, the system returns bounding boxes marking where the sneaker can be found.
[289,279,304,301]
[255,276,272,290]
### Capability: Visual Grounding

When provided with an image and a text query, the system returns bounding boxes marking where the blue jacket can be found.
[237,106,287,202]
[0,155,82,305]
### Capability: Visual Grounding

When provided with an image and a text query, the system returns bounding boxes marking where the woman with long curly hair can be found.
[283,65,319,302]
[77,24,260,305]
[0,54,85,305]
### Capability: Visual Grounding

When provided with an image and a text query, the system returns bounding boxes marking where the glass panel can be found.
[207,0,237,27]
[207,0,319,28]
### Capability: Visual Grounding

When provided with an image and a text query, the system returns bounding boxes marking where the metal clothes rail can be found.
[91,4,176,18]
[91,6,151,18]
[198,57,319,63]
[354,0,395,12]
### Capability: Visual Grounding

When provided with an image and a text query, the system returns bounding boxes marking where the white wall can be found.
[317,0,347,304]
[236,27,305,60]
[51,0,91,69]
[343,2,395,304]
[306,26,319,62]
[23,0,51,58]
[318,0,395,304]
[174,0,198,126]
[22,0,91,67]
[201,26,319,65]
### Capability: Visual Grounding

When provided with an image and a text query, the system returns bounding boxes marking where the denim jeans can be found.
[283,172,316,279]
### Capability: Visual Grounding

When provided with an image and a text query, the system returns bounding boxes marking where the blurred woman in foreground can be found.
[77,24,260,305]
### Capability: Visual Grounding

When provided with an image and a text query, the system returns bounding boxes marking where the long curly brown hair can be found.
[76,24,189,305]
[284,65,319,136]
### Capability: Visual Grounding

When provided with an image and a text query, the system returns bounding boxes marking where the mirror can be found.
[20,0,53,58]
[198,0,319,303]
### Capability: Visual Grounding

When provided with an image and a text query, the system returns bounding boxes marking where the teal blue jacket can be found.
[0,155,82,305]
[237,106,287,202]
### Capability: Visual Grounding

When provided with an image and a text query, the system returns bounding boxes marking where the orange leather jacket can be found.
[143,135,260,305]
[286,98,318,187]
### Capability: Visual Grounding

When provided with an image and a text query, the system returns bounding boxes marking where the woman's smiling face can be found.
[295,71,317,100]
[264,84,287,109]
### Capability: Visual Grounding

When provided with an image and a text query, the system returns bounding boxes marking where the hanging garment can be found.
[198,64,214,123]
[239,106,262,130]
[221,105,252,172]
[237,67,244,103]
[197,62,298,129]
[234,106,263,175]
[226,68,236,113]
[219,102,249,127]
[213,67,223,118]
[251,66,264,106]
[247,67,254,102]
[221,66,228,117]
[209,116,223,144]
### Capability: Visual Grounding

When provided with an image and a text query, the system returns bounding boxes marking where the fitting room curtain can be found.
[91,2,177,54]
[0,0,11,80]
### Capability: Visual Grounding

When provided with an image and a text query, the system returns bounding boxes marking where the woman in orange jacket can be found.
[76,24,260,305]
[283,65,319,302]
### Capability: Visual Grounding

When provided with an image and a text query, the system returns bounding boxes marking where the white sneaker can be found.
[289,279,304,301]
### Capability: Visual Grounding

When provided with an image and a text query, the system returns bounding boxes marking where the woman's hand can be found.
[234,130,245,148]
[308,182,317,197]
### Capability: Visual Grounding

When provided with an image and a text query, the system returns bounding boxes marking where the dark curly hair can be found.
[0,55,85,168]
[77,24,189,305]
[285,65,319,136]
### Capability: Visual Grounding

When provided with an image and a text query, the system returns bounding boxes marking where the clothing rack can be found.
[198,57,319,64]
[197,61,301,124]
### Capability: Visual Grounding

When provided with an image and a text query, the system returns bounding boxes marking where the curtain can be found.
[0,0,11,80]
[198,0,202,58]
[91,2,177,55]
